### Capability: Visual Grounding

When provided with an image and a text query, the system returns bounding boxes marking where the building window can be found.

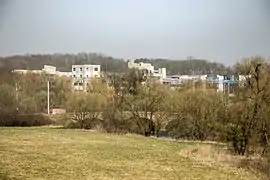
[80,67,82,71]
[86,75,89,78]
[94,67,98,71]
[73,75,76,77]
[86,68,89,70]
[80,75,82,78]
[73,68,75,71]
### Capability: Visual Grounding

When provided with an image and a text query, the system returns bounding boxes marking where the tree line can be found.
[0,53,228,74]
[1,56,270,157]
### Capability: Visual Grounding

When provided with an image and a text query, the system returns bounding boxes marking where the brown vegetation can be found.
[1,56,270,178]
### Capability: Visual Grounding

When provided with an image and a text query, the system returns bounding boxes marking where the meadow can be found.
[0,127,265,180]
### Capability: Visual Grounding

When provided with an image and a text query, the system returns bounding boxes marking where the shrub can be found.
[63,118,103,130]
[64,119,79,129]
[0,114,54,127]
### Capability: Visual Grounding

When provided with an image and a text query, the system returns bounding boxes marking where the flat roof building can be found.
[71,64,100,79]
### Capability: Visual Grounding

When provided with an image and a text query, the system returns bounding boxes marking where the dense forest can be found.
[0,53,230,75]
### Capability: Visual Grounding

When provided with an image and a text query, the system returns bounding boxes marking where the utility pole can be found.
[15,82,18,102]
[15,82,19,112]
[188,56,196,91]
[47,81,50,115]
[188,56,192,75]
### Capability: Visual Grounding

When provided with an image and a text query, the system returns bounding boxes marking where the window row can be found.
[72,67,99,71]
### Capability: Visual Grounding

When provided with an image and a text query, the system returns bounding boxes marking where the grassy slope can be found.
[0,127,264,180]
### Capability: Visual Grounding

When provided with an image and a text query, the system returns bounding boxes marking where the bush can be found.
[63,118,104,130]
[64,119,79,129]
[0,114,54,127]
[102,117,138,134]
[50,114,70,126]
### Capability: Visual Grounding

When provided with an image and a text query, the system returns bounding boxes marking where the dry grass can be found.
[179,143,268,179]
[180,143,238,166]
[0,127,266,180]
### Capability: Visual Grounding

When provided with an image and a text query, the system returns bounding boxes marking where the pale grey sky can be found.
[0,0,269,64]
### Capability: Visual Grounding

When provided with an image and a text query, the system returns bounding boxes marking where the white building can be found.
[12,69,31,75]
[56,71,72,77]
[71,65,101,91]
[71,64,101,79]
[127,59,166,80]
[128,60,155,72]
[217,75,225,92]
[42,65,56,75]
[12,65,71,77]
[12,64,101,91]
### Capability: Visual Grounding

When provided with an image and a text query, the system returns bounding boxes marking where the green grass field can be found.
[0,127,265,180]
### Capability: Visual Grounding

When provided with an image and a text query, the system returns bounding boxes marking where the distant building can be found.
[163,75,204,85]
[127,59,166,81]
[56,71,72,77]
[12,69,30,75]
[162,77,181,85]
[163,74,247,93]
[71,64,100,79]
[12,64,101,91]
[42,65,56,75]
[12,65,71,77]
[71,65,101,91]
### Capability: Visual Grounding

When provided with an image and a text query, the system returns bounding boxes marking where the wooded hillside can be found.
[0,53,229,75]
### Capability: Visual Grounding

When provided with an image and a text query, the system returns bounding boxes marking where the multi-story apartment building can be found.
[71,65,101,91]
[71,65,100,79]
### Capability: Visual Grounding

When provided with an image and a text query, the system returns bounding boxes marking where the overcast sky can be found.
[0,0,269,65]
